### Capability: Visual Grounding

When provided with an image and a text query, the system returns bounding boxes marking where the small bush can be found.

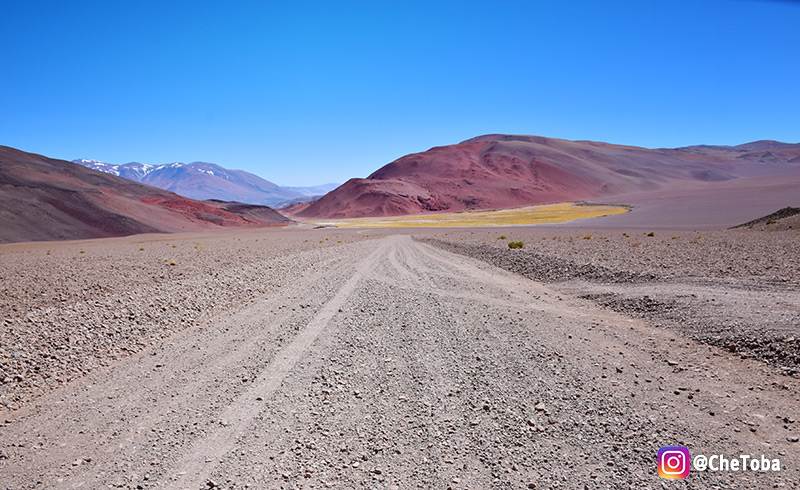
[646,232,655,237]
[583,234,592,240]
[497,235,506,240]
[508,241,524,249]
[631,242,641,247]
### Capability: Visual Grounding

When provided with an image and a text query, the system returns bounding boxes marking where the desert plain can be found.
[1,214,799,489]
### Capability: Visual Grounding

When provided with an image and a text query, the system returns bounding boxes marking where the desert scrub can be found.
[508,241,524,249]
[646,232,655,237]
[583,234,592,240]
[497,235,506,240]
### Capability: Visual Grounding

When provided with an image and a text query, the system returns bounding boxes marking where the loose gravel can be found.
[421,226,800,374]
[1,231,798,489]
[0,228,383,410]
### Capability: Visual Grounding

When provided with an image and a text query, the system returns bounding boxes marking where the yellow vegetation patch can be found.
[306,202,629,228]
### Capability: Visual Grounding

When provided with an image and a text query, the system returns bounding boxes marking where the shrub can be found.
[583,234,592,240]
[497,235,506,240]
[646,232,655,237]
[508,241,524,249]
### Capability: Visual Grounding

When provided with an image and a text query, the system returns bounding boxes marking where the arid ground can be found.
[1,226,798,489]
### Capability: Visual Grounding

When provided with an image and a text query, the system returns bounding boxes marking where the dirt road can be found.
[1,235,798,489]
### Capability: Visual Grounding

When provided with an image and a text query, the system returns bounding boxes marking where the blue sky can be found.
[2,0,798,186]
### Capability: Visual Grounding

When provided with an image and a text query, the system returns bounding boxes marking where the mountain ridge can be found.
[73,159,338,206]
[283,134,800,219]
[1,146,291,243]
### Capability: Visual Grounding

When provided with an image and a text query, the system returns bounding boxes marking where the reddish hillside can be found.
[0,146,291,243]
[286,135,800,219]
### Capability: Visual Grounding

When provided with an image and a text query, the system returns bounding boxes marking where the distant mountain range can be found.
[1,147,291,243]
[72,159,338,207]
[283,135,800,219]
[5,134,798,243]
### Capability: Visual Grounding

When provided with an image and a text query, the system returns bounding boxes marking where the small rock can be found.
[787,436,799,443]
[534,403,546,411]
[206,480,218,488]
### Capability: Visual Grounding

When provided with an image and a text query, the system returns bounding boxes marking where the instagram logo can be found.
[658,446,690,479]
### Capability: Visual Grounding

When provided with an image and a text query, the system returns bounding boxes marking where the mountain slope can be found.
[285,135,800,219]
[1,146,291,243]
[74,160,337,206]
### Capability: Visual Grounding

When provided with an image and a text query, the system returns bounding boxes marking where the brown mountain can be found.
[284,135,800,219]
[0,146,291,243]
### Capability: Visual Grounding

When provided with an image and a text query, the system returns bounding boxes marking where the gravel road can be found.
[1,233,798,489]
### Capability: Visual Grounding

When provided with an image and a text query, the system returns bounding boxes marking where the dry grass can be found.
[302,202,629,228]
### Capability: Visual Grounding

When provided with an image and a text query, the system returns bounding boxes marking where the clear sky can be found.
[2,0,798,186]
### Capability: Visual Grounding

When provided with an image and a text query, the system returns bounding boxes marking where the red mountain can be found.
[0,146,291,243]
[284,135,800,219]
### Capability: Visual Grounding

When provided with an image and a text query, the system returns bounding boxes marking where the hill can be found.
[1,146,291,243]
[284,135,800,219]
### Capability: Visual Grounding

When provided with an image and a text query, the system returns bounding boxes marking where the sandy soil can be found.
[576,173,800,229]
[1,229,798,488]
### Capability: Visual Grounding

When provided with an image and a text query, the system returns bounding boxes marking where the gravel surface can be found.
[1,231,798,489]
[0,228,383,409]
[422,226,800,375]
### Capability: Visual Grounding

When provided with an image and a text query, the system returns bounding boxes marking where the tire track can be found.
[161,240,386,489]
